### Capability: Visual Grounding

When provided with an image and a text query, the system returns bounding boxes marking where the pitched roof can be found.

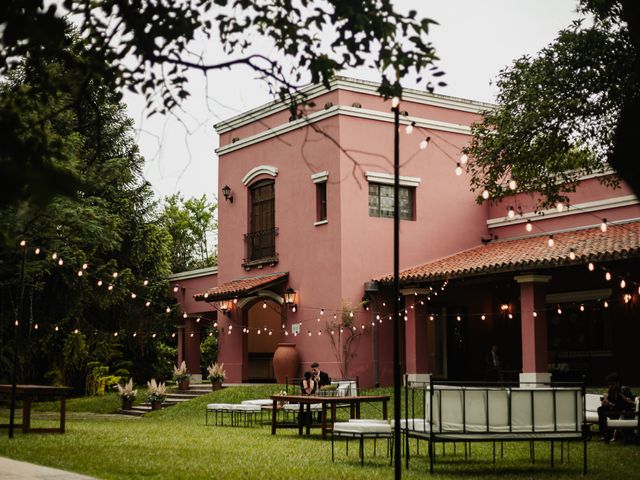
[194,272,288,301]
[378,221,640,284]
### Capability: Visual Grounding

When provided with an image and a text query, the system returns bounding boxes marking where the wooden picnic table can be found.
[0,384,72,434]
[270,394,390,440]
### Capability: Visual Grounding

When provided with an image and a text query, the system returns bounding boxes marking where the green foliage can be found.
[467,1,639,209]
[0,34,176,389]
[159,194,217,272]
[151,342,178,381]
[85,362,122,397]
[199,329,218,374]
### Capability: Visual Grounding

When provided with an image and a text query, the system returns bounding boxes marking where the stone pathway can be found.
[0,456,97,480]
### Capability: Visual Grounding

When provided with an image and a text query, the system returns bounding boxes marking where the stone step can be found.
[168,392,201,398]
[117,408,146,417]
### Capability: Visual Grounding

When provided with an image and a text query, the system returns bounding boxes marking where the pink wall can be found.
[170,273,218,316]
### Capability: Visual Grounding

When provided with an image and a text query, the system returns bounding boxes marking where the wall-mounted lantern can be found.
[221,184,233,203]
[284,287,297,312]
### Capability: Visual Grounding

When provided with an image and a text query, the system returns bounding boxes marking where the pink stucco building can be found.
[172,77,640,387]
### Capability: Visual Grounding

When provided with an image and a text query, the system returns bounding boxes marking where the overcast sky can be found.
[124,0,584,204]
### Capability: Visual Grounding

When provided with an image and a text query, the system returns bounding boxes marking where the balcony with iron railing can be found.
[242,227,278,269]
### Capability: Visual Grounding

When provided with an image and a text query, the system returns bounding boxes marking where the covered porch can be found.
[374,221,640,386]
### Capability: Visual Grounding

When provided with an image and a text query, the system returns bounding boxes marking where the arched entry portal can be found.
[246,299,281,382]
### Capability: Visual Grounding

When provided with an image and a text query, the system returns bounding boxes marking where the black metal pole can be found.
[9,241,27,438]
[392,104,402,480]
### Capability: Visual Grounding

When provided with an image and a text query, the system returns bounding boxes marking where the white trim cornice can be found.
[242,165,279,186]
[365,171,421,187]
[217,105,471,156]
[311,171,329,183]
[168,266,218,281]
[487,195,639,228]
[214,76,493,134]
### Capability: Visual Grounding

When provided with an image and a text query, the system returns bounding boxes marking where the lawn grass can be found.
[0,385,638,479]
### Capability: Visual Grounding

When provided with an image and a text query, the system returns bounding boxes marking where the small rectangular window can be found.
[368,183,413,220]
[316,182,327,222]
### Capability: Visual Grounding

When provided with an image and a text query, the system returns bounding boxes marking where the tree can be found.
[0,0,443,208]
[0,37,177,389]
[159,194,217,272]
[467,0,640,210]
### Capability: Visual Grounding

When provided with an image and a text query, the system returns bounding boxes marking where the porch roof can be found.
[378,221,640,284]
[193,272,288,301]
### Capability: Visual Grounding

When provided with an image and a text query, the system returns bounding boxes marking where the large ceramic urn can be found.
[272,343,299,384]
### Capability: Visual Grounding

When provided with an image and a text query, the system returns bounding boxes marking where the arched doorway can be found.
[246,299,281,382]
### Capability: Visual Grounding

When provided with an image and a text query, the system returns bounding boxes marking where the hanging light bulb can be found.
[233,298,238,304]
[624,293,632,303]
[569,249,576,260]
[429,315,434,321]
[525,220,532,232]
[405,122,415,134]
[34,247,40,255]
[58,258,64,266]
[54,325,59,332]
[604,300,609,308]
[349,311,354,318]
[580,304,585,312]
[257,329,261,335]
[320,308,324,315]
[508,313,513,319]
[481,314,486,321]
[107,285,114,291]
[533,311,538,317]
[143,279,149,286]
[73,329,79,334]
[145,301,151,307]
[77,270,83,277]
[508,179,517,190]
[133,332,137,337]
[482,190,490,200]
[455,163,462,176]
[52,252,58,260]
[166,306,171,313]
[391,97,400,108]
[183,312,188,319]
[308,330,312,336]
[97,280,103,287]
[556,202,563,212]
[588,262,595,271]
[172,285,178,292]
[507,206,515,219]
[196,317,201,323]
[292,305,297,312]
[456,315,461,322]
[620,279,626,289]
[600,219,607,233]
[557,306,562,315]
[376,314,380,321]
[152,333,157,338]
[605,271,612,281]
[419,138,429,150]
[172,332,176,338]
[114,331,119,337]
[113,272,119,278]
[547,235,554,247]
[131,292,137,299]
[460,154,468,165]
[34,323,38,330]
[262,301,267,309]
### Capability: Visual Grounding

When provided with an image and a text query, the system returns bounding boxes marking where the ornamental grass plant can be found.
[0,386,638,480]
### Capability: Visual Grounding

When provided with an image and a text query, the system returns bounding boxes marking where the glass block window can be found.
[368,183,413,220]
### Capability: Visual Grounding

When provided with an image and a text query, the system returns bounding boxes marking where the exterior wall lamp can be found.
[221,184,233,203]
[217,299,232,317]
[284,287,297,312]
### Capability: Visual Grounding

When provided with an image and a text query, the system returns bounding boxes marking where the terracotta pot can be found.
[178,379,190,390]
[122,398,133,410]
[151,400,162,410]
[211,380,222,391]
[273,343,299,384]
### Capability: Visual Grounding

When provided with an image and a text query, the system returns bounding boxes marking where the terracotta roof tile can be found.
[378,221,640,283]
[194,272,288,301]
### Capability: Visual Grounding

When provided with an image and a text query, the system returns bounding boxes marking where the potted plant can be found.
[172,360,191,390]
[116,378,137,410]
[207,362,226,391]
[146,379,167,410]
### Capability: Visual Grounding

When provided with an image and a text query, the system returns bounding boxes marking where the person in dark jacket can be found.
[310,362,331,388]
[597,372,636,442]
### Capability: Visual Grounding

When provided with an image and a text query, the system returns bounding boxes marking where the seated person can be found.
[597,372,636,442]
[310,361,331,388]
[300,371,316,396]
